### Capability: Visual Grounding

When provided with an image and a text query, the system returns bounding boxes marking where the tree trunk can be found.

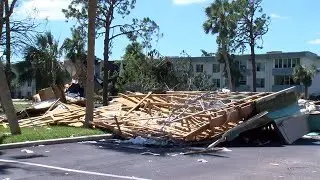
[222,46,234,91]
[4,0,11,90]
[84,0,97,127]
[103,26,110,106]
[304,86,308,100]
[0,0,21,135]
[250,43,256,92]
[0,60,21,135]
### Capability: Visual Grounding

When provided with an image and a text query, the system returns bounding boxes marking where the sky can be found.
[11,0,320,61]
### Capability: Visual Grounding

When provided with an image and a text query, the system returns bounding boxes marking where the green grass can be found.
[0,101,32,113]
[0,126,105,144]
[13,102,32,112]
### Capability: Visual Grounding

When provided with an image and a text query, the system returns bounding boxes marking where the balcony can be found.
[272,68,293,76]
[272,85,303,92]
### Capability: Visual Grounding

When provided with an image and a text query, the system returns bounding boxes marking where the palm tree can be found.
[15,32,70,92]
[293,65,317,99]
[61,27,87,88]
[203,0,238,91]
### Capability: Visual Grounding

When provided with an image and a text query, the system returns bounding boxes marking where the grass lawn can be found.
[0,101,32,114]
[0,126,106,144]
[13,102,32,112]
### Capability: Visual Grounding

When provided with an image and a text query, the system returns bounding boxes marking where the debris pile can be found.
[93,91,272,142]
[2,86,320,145]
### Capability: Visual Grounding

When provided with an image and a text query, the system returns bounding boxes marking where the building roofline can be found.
[166,51,319,60]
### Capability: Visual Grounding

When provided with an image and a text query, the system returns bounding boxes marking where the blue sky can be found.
[12,0,320,61]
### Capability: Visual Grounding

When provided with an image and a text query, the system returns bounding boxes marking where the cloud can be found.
[15,0,71,21]
[308,39,320,45]
[270,13,289,20]
[173,0,207,5]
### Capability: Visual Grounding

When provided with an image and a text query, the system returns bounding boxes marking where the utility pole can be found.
[84,0,97,127]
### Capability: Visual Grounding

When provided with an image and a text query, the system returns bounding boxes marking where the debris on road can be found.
[270,163,280,166]
[21,149,34,154]
[121,136,169,146]
[141,152,161,156]
[197,159,208,163]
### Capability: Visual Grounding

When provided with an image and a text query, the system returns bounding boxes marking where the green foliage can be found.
[234,0,270,51]
[63,0,161,104]
[203,0,238,91]
[118,43,218,92]
[14,32,71,91]
[62,0,161,49]
[61,27,87,63]
[117,42,169,92]
[193,72,216,91]
[203,0,238,49]
[293,65,316,88]
[293,64,316,98]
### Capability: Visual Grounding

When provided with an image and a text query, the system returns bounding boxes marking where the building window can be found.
[239,60,247,72]
[275,58,300,68]
[292,58,300,68]
[256,62,265,72]
[213,78,220,88]
[196,64,204,73]
[287,58,291,68]
[212,64,220,73]
[275,59,283,68]
[283,59,288,68]
[239,76,247,85]
[18,91,21,98]
[256,78,265,88]
[27,92,31,97]
[274,75,299,85]
[27,80,32,87]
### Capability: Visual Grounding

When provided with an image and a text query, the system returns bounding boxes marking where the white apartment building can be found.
[10,65,36,99]
[171,51,320,95]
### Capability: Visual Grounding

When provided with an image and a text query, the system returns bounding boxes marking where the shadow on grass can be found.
[0,135,7,144]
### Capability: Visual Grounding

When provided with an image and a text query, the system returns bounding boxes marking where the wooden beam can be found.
[124,92,152,116]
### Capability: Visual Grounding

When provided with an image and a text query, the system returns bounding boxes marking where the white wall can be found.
[13,80,36,98]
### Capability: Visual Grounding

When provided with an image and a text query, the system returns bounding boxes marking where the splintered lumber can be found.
[0,88,295,143]
[124,92,152,116]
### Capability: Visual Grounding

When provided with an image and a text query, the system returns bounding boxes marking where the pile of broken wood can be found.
[1,90,279,142]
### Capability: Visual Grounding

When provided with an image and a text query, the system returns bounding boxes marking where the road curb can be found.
[0,134,114,150]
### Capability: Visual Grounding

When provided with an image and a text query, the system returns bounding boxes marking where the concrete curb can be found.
[0,134,114,150]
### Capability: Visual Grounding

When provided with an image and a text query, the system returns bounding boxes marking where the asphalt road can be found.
[0,138,320,180]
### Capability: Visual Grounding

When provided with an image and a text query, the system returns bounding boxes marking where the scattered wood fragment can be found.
[0,90,285,143]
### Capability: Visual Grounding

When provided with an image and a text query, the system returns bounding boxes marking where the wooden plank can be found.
[184,123,210,141]
[124,92,152,116]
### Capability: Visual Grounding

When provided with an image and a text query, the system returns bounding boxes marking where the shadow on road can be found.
[10,154,48,160]
[86,140,231,158]
[0,164,18,175]
[291,138,320,146]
